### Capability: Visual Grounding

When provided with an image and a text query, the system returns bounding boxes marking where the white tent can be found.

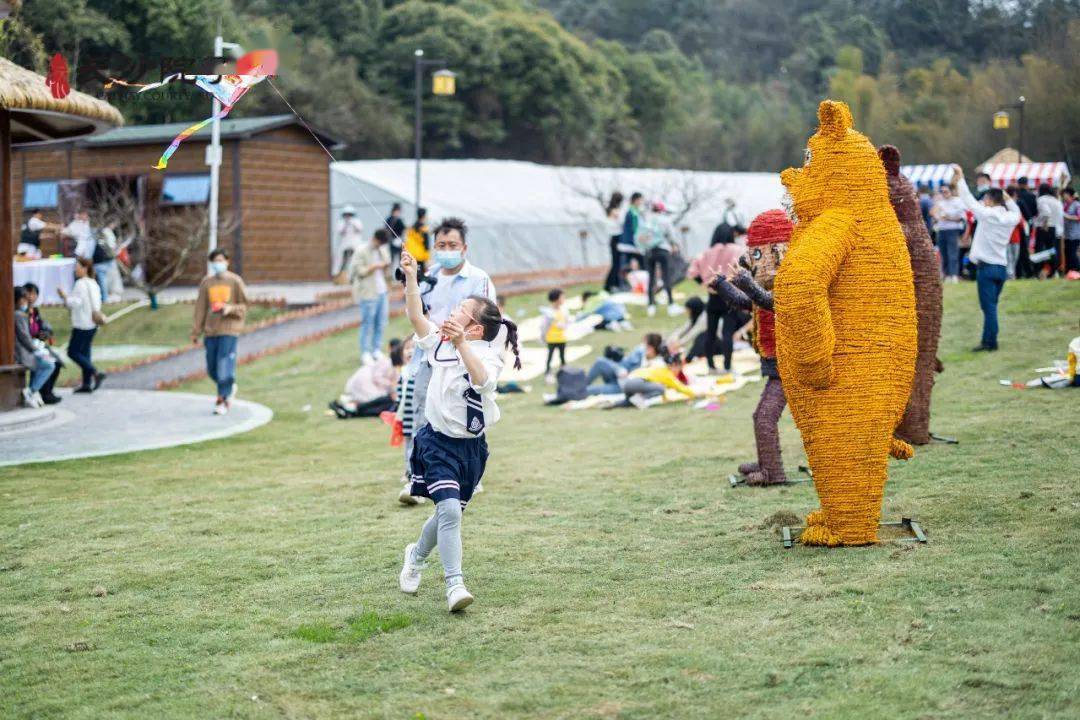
[330,159,785,275]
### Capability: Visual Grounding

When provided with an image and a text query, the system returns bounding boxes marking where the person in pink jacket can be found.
[330,339,405,418]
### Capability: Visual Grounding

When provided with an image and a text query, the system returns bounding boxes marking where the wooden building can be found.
[12,114,339,283]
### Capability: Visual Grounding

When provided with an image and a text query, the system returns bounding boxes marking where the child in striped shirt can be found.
[394,337,422,505]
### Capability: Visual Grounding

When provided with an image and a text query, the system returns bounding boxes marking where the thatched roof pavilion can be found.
[0,57,123,144]
[1,56,123,411]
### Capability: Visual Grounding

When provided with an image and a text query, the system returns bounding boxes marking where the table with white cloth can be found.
[12,257,76,305]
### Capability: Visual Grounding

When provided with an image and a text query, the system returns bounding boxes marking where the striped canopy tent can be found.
[980,162,1072,189]
[900,164,956,188]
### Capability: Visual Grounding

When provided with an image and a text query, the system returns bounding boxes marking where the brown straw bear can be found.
[878,144,944,446]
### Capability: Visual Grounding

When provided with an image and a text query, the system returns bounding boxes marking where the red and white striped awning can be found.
[982,162,1071,189]
[900,164,956,188]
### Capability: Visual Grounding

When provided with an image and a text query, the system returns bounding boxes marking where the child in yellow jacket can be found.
[623,350,696,408]
[543,289,569,381]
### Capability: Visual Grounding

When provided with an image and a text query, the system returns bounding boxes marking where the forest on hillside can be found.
[3,0,1079,171]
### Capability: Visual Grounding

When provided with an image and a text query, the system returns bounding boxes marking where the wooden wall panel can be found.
[12,129,329,283]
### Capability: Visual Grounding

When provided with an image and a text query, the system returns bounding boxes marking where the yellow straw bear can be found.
[774,100,917,546]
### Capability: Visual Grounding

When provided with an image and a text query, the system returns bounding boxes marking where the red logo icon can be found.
[46,53,71,99]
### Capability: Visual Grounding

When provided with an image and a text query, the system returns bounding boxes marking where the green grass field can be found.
[36,300,284,385]
[3,280,1078,719]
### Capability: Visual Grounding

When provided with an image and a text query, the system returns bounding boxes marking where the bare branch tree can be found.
[140,206,239,294]
[84,178,239,304]
[558,168,628,214]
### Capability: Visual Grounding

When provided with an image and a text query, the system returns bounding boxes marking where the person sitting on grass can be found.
[585,332,664,395]
[578,290,631,331]
[625,257,650,295]
[542,288,569,383]
[330,338,407,419]
[622,348,697,409]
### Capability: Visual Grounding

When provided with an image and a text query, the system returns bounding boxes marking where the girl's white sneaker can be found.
[399,543,423,594]
[398,483,418,505]
[446,584,474,612]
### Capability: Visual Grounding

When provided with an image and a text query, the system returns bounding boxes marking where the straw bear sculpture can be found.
[774,100,918,546]
[878,144,944,446]
[711,210,792,485]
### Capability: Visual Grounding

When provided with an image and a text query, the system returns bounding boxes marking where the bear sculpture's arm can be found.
[730,269,774,312]
[709,275,753,311]
[775,209,856,390]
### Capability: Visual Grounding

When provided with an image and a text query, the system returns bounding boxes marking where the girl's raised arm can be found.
[400,251,436,338]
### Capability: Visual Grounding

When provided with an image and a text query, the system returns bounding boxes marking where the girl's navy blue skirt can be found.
[409,424,489,510]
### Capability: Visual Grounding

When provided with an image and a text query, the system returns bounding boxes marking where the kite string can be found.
[266,77,405,245]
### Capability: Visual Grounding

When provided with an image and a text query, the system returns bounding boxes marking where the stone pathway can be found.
[0,389,272,467]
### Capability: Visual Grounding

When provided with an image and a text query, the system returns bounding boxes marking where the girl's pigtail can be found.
[501,318,522,370]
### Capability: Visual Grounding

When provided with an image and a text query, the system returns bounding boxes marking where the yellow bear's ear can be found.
[818,100,853,140]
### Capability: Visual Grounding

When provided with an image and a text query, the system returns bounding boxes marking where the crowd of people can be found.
[17,208,126,303]
[915,168,1080,353]
[919,174,1080,283]
[12,257,107,408]
[12,202,132,408]
[602,191,700,317]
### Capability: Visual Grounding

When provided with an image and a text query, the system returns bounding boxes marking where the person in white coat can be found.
[56,258,104,392]
[952,165,1022,352]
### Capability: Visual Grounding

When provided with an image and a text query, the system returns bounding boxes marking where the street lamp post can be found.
[995,96,1026,163]
[413,49,455,211]
[1016,95,1025,163]
[209,34,244,255]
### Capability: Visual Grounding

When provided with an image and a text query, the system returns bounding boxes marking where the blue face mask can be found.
[434,250,463,270]
[211,261,228,275]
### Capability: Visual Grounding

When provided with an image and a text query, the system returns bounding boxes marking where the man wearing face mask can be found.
[396,217,497,506]
[191,249,249,415]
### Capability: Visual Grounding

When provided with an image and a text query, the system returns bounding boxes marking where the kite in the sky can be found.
[106,49,277,169]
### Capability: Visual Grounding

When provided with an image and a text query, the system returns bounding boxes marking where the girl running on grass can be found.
[396,250,521,612]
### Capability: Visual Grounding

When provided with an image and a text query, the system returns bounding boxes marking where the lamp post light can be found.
[995,96,1026,163]
[413,49,455,211]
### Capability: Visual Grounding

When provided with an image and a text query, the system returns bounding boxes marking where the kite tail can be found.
[105,73,188,93]
[154,106,233,169]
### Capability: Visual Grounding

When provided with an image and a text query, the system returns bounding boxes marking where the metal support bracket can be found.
[782,517,927,548]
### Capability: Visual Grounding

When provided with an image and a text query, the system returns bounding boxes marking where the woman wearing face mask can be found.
[56,257,104,393]
[191,249,249,415]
